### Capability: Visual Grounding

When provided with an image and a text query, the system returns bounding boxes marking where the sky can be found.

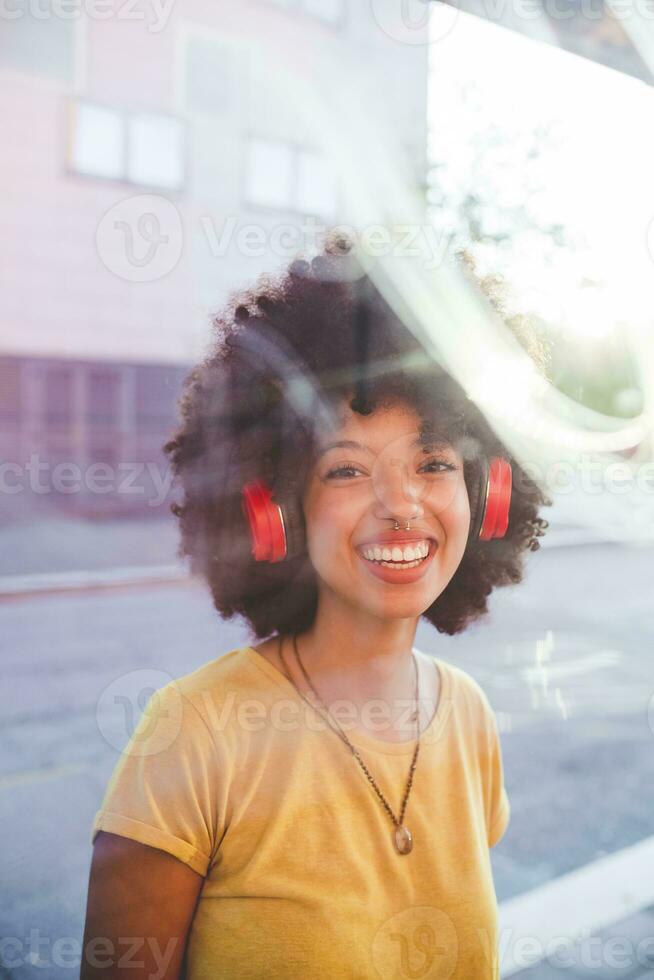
[426,4,654,344]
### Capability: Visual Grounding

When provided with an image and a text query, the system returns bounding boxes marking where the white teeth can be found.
[379,558,422,569]
[360,540,431,565]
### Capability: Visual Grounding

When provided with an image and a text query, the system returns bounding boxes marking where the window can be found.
[68,103,125,182]
[45,367,73,428]
[0,5,75,82]
[87,444,119,472]
[296,148,339,219]
[127,114,185,189]
[87,370,120,426]
[0,360,21,422]
[135,366,179,429]
[245,137,338,218]
[184,35,238,115]
[67,100,184,191]
[245,138,294,210]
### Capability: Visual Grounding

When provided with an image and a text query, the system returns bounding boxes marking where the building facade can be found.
[0,0,430,517]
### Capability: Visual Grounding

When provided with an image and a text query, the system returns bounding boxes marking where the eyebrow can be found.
[317,437,452,458]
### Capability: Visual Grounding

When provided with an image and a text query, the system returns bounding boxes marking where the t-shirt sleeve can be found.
[486,711,511,849]
[90,681,221,877]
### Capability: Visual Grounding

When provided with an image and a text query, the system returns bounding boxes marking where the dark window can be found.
[45,367,73,428]
[88,444,118,466]
[87,370,120,426]
[0,360,21,421]
[135,366,179,428]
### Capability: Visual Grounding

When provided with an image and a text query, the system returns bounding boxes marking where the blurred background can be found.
[1,1,654,977]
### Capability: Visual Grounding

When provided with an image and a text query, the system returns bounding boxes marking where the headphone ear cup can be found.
[242,481,286,562]
[467,456,512,543]
[241,480,306,562]
[492,457,512,538]
[279,494,306,561]
[479,457,512,541]
[467,457,489,544]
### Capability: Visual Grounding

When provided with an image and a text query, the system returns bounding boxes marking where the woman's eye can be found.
[325,463,364,479]
[420,460,457,474]
[325,459,456,479]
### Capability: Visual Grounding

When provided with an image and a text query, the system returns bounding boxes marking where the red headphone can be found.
[241,456,512,563]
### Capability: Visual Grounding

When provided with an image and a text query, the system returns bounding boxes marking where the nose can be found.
[371,456,426,524]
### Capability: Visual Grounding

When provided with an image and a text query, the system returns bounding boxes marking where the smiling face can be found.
[301,398,472,623]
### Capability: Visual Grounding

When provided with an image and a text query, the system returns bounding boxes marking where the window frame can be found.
[65,97,186,194]
[242,133,339,220]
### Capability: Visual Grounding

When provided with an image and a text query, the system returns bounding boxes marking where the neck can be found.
[293,591,419,703]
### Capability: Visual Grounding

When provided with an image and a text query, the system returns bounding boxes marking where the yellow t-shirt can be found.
[91,645,510,979]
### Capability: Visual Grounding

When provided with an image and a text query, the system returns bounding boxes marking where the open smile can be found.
[355,539,438,584]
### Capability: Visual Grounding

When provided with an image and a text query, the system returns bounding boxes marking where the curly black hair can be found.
[164,233,551,640]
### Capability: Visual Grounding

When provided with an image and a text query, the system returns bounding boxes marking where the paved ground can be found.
[0,514,179,578]
[510,903,654,979]
[1,540,653,977]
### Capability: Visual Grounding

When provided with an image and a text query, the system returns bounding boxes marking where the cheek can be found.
[307,512,336,558]
[302,489,355,566]
[443,481,472,541]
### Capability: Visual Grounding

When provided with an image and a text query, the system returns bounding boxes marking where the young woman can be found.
[81,236,549,979]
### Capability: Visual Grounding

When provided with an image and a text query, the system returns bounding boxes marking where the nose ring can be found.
[393,520,412,531]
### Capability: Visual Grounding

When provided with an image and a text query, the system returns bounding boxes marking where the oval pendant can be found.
[394,825,413,855]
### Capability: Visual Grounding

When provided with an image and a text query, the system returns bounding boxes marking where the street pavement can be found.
[1,540,653,978]
[510,902,654,979]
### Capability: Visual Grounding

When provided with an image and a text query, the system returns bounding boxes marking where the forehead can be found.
[317,398,454,455]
